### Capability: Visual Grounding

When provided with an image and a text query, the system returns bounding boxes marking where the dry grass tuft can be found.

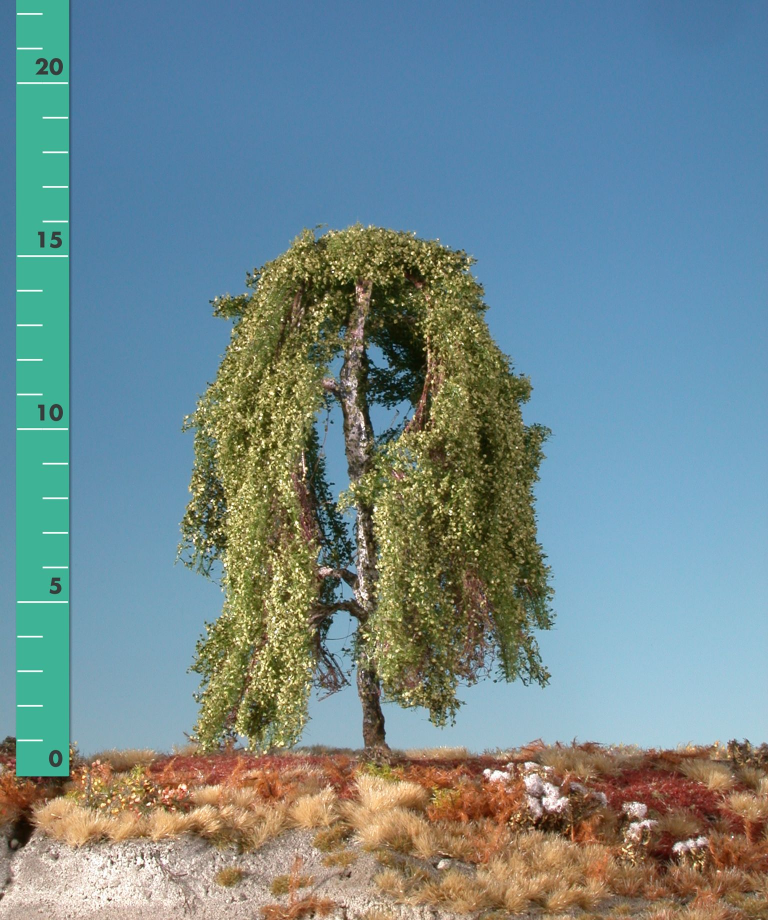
[260,893,337,920]
[170,741,204,756]
[724,791,768,823]
[351,806,432,854]
[655,807,705,840]
[678,758,738,791]
[736,766,768,792]
[402,746,471,760]
[261,854,337,920]
[287,787,339,828]
[33,800,111,847]
[87,748,158,772]
[420,821,480,862]
[105,810,150,841]
[312,823,353,852]
[190,784,222,806]
[186,804,226,839]
[321,848,358,868]
[147,808,197,840]
[536,744,630,780]
[408,868,496,912]
[644,907,739,920]
[541,878,609,913]
[221,786,263,809]
[33,797,153,842]
[372,867,409,900]
[353,774,430,813]
[214,866,244,887]
[470,830,615,914]
[240,807,289,852]
[270,870,314,896]
[31,795,81,832]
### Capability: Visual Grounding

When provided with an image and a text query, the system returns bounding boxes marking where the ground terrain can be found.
[0,738,766,920]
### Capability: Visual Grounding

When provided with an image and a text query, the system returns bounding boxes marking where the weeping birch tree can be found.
[177,224,555,755]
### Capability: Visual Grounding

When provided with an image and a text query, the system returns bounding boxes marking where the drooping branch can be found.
[313,640,351,697]
[292,470,322,549]
[224,620,270,737]
[402,277,443,437]
[273,285,305,362]
[453,569,496,680]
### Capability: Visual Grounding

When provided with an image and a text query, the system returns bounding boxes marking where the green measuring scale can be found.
[16,0,70,777]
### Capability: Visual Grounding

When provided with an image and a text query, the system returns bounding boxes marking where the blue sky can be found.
[2,0,766,759]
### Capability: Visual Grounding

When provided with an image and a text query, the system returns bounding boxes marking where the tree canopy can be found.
[178,224,555,752]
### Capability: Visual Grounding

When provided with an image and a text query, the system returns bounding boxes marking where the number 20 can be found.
[36,58,64,76]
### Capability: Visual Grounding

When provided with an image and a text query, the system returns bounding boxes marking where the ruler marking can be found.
[17,0,70,778]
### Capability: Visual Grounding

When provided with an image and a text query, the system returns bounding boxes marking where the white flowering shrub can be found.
[622,801,648,820]
[671,835,710,871]
[483,762,607,834]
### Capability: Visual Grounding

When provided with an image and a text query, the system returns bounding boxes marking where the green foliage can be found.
[358,761,400,782]
[178,224,555,753]
[430,786,462,810]
[67,761,193,816]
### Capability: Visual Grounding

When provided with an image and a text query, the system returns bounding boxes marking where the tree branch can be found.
[322,377,339,395]
[317,566,358,589]
[308,599,365,627]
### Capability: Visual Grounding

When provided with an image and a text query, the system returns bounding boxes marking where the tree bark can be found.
[339,279,389,752]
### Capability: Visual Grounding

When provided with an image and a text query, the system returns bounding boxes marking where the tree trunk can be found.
[339,278,389,753]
